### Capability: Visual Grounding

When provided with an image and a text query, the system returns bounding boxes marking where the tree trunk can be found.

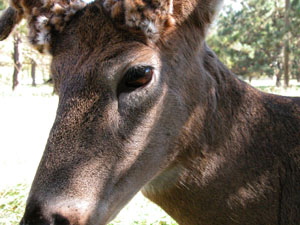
[276,62,283,87]
[296,70,300,83]
[31,59,37,87]
[276,73,282,87]
[248,76,252,83]
[283,45,289,88]
[276,63,282,87]
[12,32,21,90]
[283,0,291,88]
[296,59,300,82]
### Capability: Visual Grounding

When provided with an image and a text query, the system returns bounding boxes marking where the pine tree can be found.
[208,0,298,86]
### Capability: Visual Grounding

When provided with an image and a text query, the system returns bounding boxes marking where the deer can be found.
[0,0,299,224]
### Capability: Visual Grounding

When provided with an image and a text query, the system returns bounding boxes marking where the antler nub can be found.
[103,0,175,41]
[0,0,86,53]
[0,7,23,41]
[27,0,86,52]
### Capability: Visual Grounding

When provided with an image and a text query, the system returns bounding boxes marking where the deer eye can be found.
[117,66,154,96]
[124,66,154,88]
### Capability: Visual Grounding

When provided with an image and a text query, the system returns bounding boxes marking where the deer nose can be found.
[19,203,52,225]
[20,215,69,225]
[19,199,90,225]
[19,206,71,225]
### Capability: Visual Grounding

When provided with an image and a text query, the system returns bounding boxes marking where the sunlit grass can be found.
[0,184,28,225]
[0,184,177,225]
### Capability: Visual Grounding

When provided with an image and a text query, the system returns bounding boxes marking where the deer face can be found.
[1,0,223,224]
[24,5,187,225]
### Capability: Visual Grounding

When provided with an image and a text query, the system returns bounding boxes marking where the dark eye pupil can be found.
[117,66,154,96]
[125,66,153,88]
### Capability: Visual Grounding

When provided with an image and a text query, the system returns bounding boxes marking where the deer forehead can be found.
[28,0,175,52]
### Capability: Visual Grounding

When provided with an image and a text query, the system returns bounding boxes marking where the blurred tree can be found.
[22,38,52,87]
[208,0,299,86]
[11,22,27,90]
[283,0,291,88]
[31,58,37,86]
[0,0,7,10]
[290,0,300,82]
[12,32,21,90]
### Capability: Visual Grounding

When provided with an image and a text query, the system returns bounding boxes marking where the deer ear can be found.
[0,6,23,41]
[103,0,223,43]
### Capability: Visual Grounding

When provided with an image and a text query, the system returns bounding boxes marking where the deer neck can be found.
[142,45,298,224]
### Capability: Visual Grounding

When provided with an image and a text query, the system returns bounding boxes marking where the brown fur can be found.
[0,6,23,41]
[0,1,299,225]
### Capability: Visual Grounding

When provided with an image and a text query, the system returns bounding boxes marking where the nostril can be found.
[20,200,51,225]
[53,214,70,225]
[22,199,87,225]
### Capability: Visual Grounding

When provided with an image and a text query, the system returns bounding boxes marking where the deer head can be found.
[1,0,224,224]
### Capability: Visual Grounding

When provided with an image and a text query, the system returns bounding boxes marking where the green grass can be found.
[0,184,177,225]
[0,184,29,225]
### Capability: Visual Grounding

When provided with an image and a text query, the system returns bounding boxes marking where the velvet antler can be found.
[0,6,23,41]
[102,0,223,43]
[0,0,86,52]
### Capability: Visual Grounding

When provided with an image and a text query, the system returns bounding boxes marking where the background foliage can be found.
[0,0,299,88]
[207,0,300,86]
